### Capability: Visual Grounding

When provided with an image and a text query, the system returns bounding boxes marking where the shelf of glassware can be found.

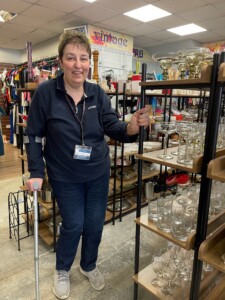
[133,263,190,300]
[135,209,225,252]
[133,250,221,300]
[137,147,225,174]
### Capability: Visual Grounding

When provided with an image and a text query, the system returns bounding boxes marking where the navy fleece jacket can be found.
[25,73,137,182]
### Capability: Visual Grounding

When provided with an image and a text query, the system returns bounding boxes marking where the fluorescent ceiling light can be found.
[124,4,171,22]
[84,0,96,3]
[167,23,206,36]
[0,10,17,22]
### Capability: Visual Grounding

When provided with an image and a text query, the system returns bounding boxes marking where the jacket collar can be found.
[56,73,95,99]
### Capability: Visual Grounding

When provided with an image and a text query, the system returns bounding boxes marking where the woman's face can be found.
[60,43,90,89]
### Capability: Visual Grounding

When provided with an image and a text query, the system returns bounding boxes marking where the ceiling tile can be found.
[177,4,224,22]
[36,0,88,13]
[90,0,148,13]
[0,0,33,13]
[72,5,118,23]
[100,15,142,30]
[20,3,67,21]
[154,0,206,14]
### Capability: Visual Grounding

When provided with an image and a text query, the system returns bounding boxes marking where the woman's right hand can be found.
[26,178,43,191]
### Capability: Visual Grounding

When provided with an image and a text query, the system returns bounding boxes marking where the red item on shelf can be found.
[132,74,141,81]
[176,115,183,120]
[176,174,190,184]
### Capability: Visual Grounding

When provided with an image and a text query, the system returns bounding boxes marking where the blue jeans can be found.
[50,170,110,272]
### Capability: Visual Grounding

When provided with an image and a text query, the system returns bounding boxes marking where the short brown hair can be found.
[58,30,91,59]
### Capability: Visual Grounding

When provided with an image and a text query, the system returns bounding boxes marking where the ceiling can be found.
[0,0,225,53]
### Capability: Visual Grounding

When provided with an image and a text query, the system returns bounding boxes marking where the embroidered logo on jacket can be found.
[88,105,96,110]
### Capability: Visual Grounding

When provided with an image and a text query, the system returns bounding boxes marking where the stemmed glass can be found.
[178,47,210,79]
[155,122,176,160]
[152,52,178,80]
[151,255,164,287]
[161,264,177,295]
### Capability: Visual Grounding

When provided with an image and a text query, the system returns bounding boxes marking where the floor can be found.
[0,143,167,300]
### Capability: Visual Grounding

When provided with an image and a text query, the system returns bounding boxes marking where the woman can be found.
[25,30,149,300]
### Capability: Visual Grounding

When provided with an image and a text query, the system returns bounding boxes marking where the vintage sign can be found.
[87,25,133,54]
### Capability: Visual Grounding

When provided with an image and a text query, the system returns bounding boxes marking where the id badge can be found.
[73,145,92,160]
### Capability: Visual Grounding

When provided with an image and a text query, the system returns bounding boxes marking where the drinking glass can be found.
[155,122,176,160]
[172,206,187,241]
[161,264,177,295]
[171,121,191,156]
[177,122,196,165]
[157,194,173,233]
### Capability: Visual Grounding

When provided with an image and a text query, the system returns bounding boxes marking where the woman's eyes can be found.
[66,56,89,62]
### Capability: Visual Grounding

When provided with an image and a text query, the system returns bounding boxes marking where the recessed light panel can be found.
[84,0,96,3]
[0,10,17,22]
[167,23,206,36]
[124,4,171,22]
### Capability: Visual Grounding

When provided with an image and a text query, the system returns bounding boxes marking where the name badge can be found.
[73,145,92,160]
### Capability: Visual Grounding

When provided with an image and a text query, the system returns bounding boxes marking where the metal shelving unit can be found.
[133,52,225,300]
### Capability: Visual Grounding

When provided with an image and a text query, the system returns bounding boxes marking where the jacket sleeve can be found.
[100,88,138,143]
[24,87,47,179]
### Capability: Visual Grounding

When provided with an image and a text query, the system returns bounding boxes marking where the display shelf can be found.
[207,155,225,182]
[133,263,190,300]
[199,223,225,273]
[135,210,225,251]
[18,154,27,162]
[113,169,160,188]
[139,65,212,90]
[17,87,36,92]
[38,198,53,210]
[137,147,225,174]
[38,222,55,246]
[135,213,196,250]
[134,261,220,300]
[218,62,225,82]
[16,122,27,127]
[199,275,225,300]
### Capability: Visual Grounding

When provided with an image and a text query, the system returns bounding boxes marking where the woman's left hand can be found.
[127,106,150,135]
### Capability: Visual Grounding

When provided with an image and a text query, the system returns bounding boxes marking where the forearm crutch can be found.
[33,182,40,300]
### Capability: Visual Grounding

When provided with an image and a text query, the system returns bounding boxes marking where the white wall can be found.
[0,48,22,64]
[21,36,59,62]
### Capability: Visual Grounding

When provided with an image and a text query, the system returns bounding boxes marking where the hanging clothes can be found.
[0,106,6,156]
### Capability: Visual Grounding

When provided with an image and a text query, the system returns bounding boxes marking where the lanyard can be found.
[65,94,86,145]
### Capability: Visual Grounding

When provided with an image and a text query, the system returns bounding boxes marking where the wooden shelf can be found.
[134,260,220,300]
[38,198,53,210]
[137,147,225,174]
[135,213,196,250]
[133,260,190,299]
[135,211,225,251]
[18,154,27,162]
[139,65,212,89]
[16,122,27,127]
[207,155,225,181]
[218,62,225,82]
[39,222,55,246]
[199,275,225,300]
[199,223,225,273]
[17,87,36,92]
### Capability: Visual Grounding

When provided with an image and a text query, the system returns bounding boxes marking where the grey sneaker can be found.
[80,266,105,290]
[53,270,70,299]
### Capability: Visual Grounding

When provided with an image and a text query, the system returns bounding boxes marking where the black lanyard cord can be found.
[65,94,86,145]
